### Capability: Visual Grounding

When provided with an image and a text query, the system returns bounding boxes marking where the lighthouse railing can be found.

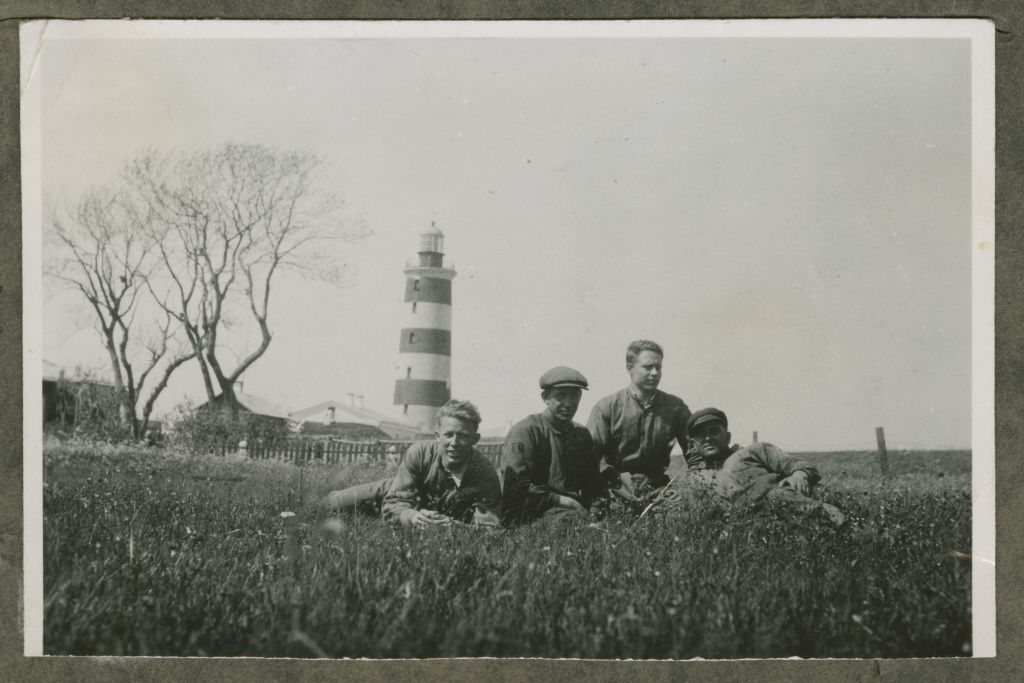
[405,259,455,270]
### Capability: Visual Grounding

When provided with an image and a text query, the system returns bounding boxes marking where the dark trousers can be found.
[321,477,391,516]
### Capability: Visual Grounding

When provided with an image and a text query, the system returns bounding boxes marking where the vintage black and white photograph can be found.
[21,19,994,659]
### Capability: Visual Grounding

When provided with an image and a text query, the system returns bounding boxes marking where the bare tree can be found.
[46,188,196,439]
[128,143,366,420]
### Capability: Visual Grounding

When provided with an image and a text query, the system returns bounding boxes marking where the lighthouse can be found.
[393,223,456,432]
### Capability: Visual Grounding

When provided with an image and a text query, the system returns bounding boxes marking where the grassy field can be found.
[41,441,972,659]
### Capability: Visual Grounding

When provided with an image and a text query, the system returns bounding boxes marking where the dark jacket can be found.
[382,440,502,525]
[500,412,601,524]
[587,388,693,479]
[714,442,821,504]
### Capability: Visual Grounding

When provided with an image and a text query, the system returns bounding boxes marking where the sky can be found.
[31,23,980,450]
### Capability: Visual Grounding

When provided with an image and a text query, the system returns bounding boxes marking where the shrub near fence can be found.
[235,438,505,467]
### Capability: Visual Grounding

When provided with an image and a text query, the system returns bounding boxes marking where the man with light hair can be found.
[320,399,502,527]
[587,340,693,508]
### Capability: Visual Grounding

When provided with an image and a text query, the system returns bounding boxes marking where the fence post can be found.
[875,426,889,476]
[752,431,758,444]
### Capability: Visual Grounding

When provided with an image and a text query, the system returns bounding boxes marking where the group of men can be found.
[321,339,845,529]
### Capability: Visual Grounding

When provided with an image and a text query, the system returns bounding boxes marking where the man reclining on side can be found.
[685,407,846,527]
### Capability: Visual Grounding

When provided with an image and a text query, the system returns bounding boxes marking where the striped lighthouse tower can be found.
[393,223,455,432]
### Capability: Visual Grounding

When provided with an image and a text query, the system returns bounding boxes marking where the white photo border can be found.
[20,17,996,659]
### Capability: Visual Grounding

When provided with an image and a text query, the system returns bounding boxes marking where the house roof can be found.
[42,359,64,383]
[198,391,290,420]
[479,421,513,440]
[42,359,115,386]
[289,400,426,439]
[299,422,391,439]
[290,400,415,428]
[235,392,290,420]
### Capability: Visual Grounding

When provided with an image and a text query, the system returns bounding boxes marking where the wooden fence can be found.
[232,426,897,475]
[225,438,505,467]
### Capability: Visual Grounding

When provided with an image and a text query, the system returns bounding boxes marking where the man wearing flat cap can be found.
[686,407,846,526]
[587,340,694,507]
[500,366,604,525]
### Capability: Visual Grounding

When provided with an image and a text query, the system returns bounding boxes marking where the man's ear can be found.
[725,431,732,445]
[470,432,481,446]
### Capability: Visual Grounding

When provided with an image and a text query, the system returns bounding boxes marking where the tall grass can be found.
[42,444,971,658]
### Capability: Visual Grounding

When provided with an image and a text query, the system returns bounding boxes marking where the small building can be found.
[478,420,513,442]
[42,359,118,428]
[290,399,423,440]
[42,359,65,425]
[197,390,291,436]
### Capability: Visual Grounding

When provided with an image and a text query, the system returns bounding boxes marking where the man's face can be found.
[628,350,663,392]
[437,416,480,470]
[543,386,583,424]
[690,420,731,465]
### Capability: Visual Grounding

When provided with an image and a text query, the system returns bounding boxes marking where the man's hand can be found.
[471,508,501,527]
[647,486,680,506]
[780,470,811,496]
[684,446,706,471]
[554,494,586,511]
[821,503,846,528]
[618,472,637,497]
[411,509,453,527]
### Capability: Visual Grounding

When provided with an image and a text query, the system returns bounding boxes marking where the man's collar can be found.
[706,444,741,469]
[720,443,741,461]
[627,386,658,407]
[437,443,472,474]
[540,410,572,434]
[440,458,468,479]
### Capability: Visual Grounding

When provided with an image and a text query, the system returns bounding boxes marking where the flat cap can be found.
[539,366,589,391]
[686,407,728,436]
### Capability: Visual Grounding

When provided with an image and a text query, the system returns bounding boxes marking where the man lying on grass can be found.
[501,366,605,525]
[319,399,502,527]
[685,407,846,527]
